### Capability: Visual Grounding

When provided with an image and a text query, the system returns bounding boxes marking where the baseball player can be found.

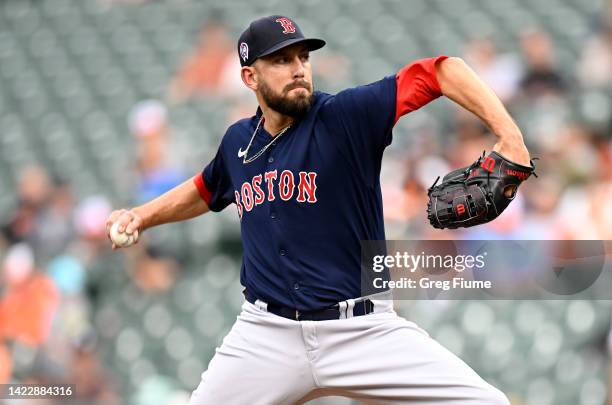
[107,15,531,404]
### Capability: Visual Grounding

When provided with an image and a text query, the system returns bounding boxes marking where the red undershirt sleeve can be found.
[394,55,448,124]
[193,173,212,205]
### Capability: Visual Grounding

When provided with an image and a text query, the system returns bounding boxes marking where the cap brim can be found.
[257,37,326,60]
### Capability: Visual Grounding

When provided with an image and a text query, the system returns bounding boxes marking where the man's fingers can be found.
[125,220,141,235]
[116,212,135,233]
[106,208,143,249]
[105,210,119,232]
[106,209,126,233]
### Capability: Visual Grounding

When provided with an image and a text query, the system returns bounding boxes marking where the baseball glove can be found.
[427,151,537,229]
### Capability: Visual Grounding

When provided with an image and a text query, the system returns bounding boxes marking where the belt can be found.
[244,290,375,321]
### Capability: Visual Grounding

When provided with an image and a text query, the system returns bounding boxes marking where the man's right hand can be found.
[104,178,210,250]
[105,208,144,250]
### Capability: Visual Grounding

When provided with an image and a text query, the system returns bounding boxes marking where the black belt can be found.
[244,290,375,321]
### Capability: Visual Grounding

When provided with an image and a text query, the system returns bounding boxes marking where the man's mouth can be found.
[286,82,310,92]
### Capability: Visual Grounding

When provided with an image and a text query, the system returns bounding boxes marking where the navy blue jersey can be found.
[195,57,447,311]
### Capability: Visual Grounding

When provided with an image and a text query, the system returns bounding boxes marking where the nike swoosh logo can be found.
[238,148,247,158]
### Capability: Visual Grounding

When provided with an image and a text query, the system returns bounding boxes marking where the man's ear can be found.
[241,66,258,91]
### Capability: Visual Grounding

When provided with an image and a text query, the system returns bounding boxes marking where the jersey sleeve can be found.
[330,75,397,152]
[320,55,447,184]
[320,75,396,185]
[193,144,235,212]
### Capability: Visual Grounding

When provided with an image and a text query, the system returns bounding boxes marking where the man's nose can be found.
[292,56,305,78]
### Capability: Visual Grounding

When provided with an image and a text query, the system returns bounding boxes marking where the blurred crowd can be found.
[0,101,188,403]
[1,3,612,405]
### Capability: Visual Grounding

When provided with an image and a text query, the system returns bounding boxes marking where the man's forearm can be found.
[133,177,210,231]
[436,57,530,165]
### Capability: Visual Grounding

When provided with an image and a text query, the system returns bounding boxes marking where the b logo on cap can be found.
[239,42,249,62]
[275,18,296,34]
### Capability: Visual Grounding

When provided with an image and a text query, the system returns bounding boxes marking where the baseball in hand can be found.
[110,222,138,247]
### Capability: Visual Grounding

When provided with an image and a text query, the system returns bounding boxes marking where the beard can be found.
[259,79,314,118]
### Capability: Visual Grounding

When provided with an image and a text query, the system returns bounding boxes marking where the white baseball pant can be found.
[190,298,509,405]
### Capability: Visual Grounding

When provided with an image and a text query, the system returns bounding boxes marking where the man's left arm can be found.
[436,57,531,166]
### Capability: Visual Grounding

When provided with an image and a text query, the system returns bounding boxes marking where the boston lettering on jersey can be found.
[193,56,448,311]
[235,170,317,218]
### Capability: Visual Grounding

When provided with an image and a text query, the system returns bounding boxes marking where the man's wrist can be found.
[490,119,523,141]
[493,141,531,166]
[131,206,149,231]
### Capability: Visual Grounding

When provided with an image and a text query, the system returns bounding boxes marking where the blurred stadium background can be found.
[1,0,611,404]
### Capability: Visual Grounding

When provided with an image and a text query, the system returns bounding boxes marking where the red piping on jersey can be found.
[394,55,448,124]
[193,174,212,204]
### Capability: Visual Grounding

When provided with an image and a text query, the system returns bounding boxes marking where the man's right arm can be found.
[105,176,210,249]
